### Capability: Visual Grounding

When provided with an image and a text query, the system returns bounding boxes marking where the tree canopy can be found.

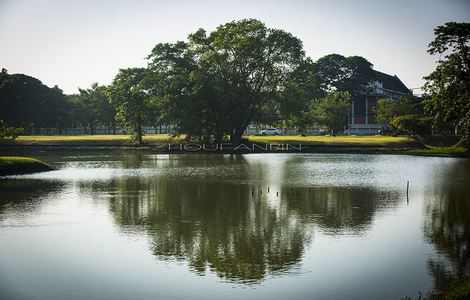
[108,68,152,144]
[424,22,470,145]
[316,54,375,96]
[312,92,351,135]
[374,95,424,129]
[146,19,305,144]
[0,68,68,133]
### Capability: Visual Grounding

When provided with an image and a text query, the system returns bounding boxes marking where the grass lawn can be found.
[2,134,467,157]
[10,134,413,146]
[406,146,468,156]
[0,156,53,176]
[13,134,175,143]
[247,135,414,145]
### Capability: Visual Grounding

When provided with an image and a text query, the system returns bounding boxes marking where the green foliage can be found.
[108,68,153,144]
[146,19,305,144]
[312,92,351,134]
[316,54,375,96]
[279,59,322,133]
[374,95,424,128]
[423,22,470,146]
[390,115,432,137]
[69,83,115,134]
[0,119,23,140]
[279,82,312,133]
[0,68,68,132]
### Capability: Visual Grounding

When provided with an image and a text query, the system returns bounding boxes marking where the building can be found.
[349,70,412,135]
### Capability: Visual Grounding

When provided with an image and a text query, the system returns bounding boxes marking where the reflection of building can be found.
[350,70,412,135]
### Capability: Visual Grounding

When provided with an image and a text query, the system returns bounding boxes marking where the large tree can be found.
[147,19,305,144]
[108,68,151,144]
[423,22,470,146]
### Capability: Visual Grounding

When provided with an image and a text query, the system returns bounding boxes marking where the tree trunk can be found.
[137,116,143,144]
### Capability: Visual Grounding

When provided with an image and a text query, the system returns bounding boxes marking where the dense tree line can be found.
[1,20,468,145]
[0,68,69,133]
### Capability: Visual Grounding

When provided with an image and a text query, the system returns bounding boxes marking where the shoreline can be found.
[0,135,467,158]
[0,144,467,158]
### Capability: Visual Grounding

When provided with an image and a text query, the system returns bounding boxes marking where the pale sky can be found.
[0,0,469,94]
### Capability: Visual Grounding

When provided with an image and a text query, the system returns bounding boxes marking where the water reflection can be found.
[77,154,404,283]
[104,180,309,283]
[2,153,469,298]
[283,186,400,235]
[0,179,65,226]
[422,159,470,290]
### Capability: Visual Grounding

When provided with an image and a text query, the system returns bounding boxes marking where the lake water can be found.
[0,153,469,299]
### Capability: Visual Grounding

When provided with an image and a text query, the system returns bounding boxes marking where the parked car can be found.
[260,128,282,135]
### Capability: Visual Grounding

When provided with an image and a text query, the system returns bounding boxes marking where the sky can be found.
[0,0,469,95]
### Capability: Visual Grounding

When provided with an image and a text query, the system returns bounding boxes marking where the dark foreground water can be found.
[0,153,469,300]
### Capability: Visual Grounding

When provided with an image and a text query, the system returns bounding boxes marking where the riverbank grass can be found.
[0,156,53,176]
[13,134,175,143]
[248,135,413,145]
[3,135,468,157]
[406,146,468,157]
[12,134,412,145]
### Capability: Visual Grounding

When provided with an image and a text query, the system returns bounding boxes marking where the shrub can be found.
[0,119,23,140]
[390,115,432,137]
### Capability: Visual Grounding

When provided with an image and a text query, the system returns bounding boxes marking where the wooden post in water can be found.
[406,181,409,204]
[268,187,270,193]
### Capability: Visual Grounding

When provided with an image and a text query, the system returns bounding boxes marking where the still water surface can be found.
[0,153,469,299]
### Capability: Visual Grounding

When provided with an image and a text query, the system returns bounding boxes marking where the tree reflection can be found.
[109,179,309,283]
[104,182,399,283]
[283,186,399,234]
[0,179,64,217]
[97,153,402,283]
[423,161,470,290]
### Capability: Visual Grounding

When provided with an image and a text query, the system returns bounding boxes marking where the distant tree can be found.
[312,92,351,135]
[71,83,115,134]
[108,68,151,144]
[423,22,470,146]
[374,95,424,130]
[0,69,67,133]
[0,119,23,140]
[75,88,100,134]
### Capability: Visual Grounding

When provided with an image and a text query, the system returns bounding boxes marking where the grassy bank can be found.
[0,134,467,157]
[248,135,468,157]
[9,134,175,145]
[248,135,414,146]
[6,134,413,146]
[0,156,54,176]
